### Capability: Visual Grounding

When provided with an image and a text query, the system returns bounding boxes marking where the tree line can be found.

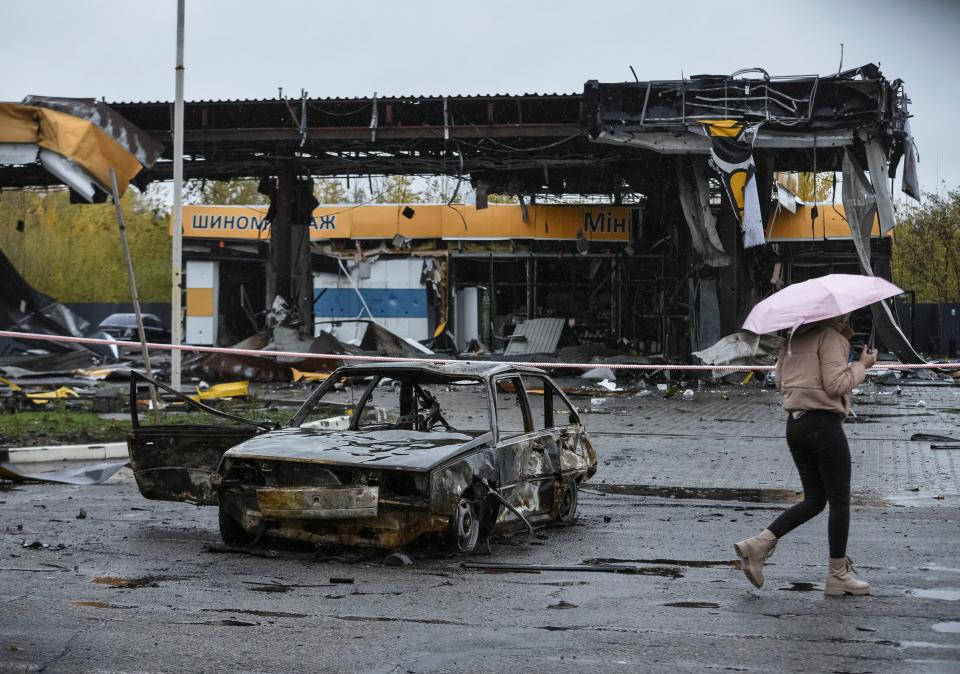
[0,189,171,303]
[0,178,956,305]
[0,176,469,303]
[891,188,960,303]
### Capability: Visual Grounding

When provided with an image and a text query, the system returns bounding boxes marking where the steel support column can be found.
[266,164,294,312]
[265,165,315,338]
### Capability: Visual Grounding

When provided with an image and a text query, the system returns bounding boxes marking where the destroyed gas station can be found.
[2,19,960,670]
[0,65,928,377]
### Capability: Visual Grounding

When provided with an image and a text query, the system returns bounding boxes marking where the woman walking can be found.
[734,314,877,595]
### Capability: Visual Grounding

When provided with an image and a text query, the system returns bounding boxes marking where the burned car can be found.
[127,362,597,552]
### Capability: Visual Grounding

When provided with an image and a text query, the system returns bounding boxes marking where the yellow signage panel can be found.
[176,204,631,243]
[535,206,631,241]
[768,204,888,241]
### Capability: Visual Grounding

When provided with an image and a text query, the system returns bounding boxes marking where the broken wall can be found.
[313,257,434,343]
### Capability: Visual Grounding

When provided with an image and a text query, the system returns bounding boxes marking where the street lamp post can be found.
[171,0,185,390]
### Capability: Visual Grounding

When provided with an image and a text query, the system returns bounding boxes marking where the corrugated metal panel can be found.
[503,318,567,355]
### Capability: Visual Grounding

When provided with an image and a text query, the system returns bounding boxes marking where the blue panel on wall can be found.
[314,288,428,318]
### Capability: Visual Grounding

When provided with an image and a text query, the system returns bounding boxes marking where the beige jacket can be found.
[775,323,865,419]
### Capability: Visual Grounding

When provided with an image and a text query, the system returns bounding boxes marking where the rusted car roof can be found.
[223,428,491,472]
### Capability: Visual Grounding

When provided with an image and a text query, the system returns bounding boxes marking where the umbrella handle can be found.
[785,321,803,357]
[868,325,876,352]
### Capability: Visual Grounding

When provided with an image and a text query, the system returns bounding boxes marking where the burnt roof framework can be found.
[0,64,910,199]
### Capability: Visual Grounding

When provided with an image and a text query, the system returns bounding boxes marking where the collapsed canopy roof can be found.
[0,97,161,200]
[0,63,913,199]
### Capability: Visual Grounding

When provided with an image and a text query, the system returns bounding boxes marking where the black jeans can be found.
[767,410,851,558]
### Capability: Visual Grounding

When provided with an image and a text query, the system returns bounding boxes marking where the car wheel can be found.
[218,508,255,546]
[557,480,579,523]
[449,498,480,553]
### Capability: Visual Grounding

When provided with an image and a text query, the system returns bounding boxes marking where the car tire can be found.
[218,508,255,546]
[556,480,579,523]
[448,498,480,553]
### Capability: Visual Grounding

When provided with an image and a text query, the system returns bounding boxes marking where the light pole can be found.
[171,0,185,390]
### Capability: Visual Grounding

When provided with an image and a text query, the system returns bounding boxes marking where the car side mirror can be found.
[568,413,578,425]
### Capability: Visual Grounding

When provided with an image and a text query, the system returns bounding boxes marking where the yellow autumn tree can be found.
[0,188,171,302]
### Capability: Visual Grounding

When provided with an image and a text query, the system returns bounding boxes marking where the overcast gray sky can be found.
[3,0,958,195]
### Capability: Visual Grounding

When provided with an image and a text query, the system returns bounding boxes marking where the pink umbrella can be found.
[742,274,902,334]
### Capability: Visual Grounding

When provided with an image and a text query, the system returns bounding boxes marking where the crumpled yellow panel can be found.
[188,380,250,402]
[74,368,111,380]
[0,376,22,392]
[0,103,142,193]
[698,119,744,138]
[291,368,330,383]
[26,387,80,404]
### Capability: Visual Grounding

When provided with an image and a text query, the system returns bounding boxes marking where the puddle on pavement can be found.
[69,600,135,609]
[579,562,684,579]
[899,640,960,650]
[920,565,960,574]
[248,585,292,593]
[911,433,960,443]
[334,615,463,626]
[908,588,960,601]
[824,636,898,647]
[583,557,735,569]
[932,622,960,634]
[588,484,800,503]
[779,582,819,592]
[93,575,184,588]
[501,580,591,587]
[884,493,958,507]
[202,608,308,618]
[663,601,720,609]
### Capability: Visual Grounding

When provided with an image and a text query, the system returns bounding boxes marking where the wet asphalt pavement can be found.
[2,382,960,673]
[1,469,958,673]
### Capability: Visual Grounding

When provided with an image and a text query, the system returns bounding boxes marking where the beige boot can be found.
[824,556,871,596]
[734,529,777,588]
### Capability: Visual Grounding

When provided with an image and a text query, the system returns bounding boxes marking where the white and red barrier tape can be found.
[1,330,959,373]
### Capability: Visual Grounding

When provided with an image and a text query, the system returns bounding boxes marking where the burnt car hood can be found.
[223,428,489,472]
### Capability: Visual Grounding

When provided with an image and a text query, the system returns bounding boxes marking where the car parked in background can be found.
[97,313,170,343]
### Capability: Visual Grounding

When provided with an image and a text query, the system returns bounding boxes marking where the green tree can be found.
[348,184,368,204]
[796,172,834,202]
[0,188,171,303]
[892,188,960,302]
[371,175,421,204]
[421,176,467,203]
[315,177,348,204]
[187,179,266,205]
